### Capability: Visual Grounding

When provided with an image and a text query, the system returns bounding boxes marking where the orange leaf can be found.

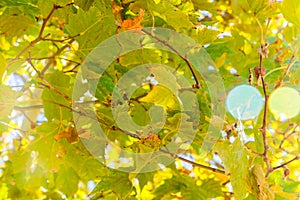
[120,9,144,30]
[112,2,123,17]
[54,125,79,144]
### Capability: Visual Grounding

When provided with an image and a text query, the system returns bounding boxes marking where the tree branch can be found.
[259,49,271,171]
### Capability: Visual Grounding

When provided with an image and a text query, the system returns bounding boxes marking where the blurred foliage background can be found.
[0,0,300,199]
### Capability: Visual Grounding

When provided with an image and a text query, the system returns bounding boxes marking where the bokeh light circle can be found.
[269,87,300,120]
[226,84,264,120]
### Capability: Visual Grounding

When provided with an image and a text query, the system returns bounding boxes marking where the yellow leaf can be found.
[215,53,226,68]
[140,85,178,110]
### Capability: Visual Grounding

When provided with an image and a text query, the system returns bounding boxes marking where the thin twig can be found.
[279,124,298,149]
[272,156,299,171]
[142,29,201,88]
[14,105,44,110]
[177,155,225,174]
[0,121,26,137]
[275,42,300,89]
[159,149,225,174]
[40,38,75,75]
[7,5,60,66]
[26,55,72,102]
[41,34,81,43]
[266,156,300,177]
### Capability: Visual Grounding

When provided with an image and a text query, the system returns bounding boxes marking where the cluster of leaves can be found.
[0,0,300,199]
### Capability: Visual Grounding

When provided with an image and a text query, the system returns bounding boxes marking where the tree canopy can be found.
[0,0,300,199]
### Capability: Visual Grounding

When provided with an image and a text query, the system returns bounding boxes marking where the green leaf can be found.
[154,174,222,200]
[215,140,250,199]
[232,0,268,16]
[42,88,72,121]
[130,172,155,190]
[65,1,117,57]
[0,15,34,38]
[90,170,134,199]
[147,0,193,30]
[74,0,95,11]
[200,178,223,198]
[27,122,63,171]
[56,164,79,196]
[282,181,300,193]
[41,71,72,121]
[0,0,39,18]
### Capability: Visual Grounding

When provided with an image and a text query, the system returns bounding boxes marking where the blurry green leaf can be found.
[282,181,300,193]
[290,65,300,85]
[140,85,179,109]
[281,0,300,28]
[42,88,72,121]
[0,85,20,117]
[25,167,47,190]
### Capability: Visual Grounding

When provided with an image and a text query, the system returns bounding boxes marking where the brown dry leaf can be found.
[54,125,79,144]
[140,133,161,150]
